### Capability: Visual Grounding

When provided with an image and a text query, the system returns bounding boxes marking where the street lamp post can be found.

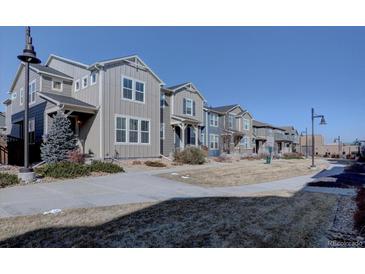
[300,128,308,158]
[334,136,341,158]
[17,27,41,182]
[311,107,326,168]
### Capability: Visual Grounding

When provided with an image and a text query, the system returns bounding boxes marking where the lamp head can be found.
[17,27,41,64]
[320,116,327,125]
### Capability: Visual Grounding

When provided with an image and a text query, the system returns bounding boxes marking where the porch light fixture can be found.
[17,26,41,183]
[311,107,327,168]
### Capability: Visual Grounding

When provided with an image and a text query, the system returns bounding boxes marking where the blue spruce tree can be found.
[40,111,78,163]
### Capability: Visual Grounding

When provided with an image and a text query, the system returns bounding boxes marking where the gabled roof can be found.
[9,63,73,93]
[45,54,89,69]
[253,120,285,131]
[38,92,98,113]
[93,55,165,85]
[210,104,241,114]
[238,110,253,119]
[30,64,72,79]
[166,82,206,101]
[203,106,225,115]
[279,126,298,135]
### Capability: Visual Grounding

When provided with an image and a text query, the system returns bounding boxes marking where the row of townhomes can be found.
[3,54,299,162]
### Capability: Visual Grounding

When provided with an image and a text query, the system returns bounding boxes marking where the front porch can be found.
[221,129,243,154]
[40,92,98,155]
[171,115,201,151]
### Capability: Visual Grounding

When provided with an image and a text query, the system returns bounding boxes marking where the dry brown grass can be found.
[160,158,329,187]
[0,191,336,247]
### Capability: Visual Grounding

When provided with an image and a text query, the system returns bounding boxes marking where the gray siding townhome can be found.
[160,82,205,156]
[5,54,164,162]
[279,126,300,153]
[202,106,224,157]
[253,120,295,156]
[208,104,253,155]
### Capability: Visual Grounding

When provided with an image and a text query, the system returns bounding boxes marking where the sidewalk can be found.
[0,162,346,218]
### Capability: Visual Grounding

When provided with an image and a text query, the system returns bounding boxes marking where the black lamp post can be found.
[311,107,326,168]
[300,128,308,158]
[17,27,41,182]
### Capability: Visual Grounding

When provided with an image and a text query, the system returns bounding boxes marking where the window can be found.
[185,98,193,116]
[160,94,166,108]
[82,76,88,89]
[115,116,151,145]
[209,134,219,150]
[210,113,218,127]
[228,115,235,129]
[122,77,133,100]
[29,80,36,103]
[129,118,139,143]
[115,116,127,143]
[29,118,35,144]
[75,80,80,92]
[140,120,149,144]
[200,133,205,145]
[121,76,146,103]
[19,88,24,105]
[160,123,165,140]
[90,73,97,85]
[243,119,250,130]
[135,81,145,102]
[52,80,62,91]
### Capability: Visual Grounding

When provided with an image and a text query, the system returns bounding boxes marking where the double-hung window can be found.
[243,119,250,130]
[122,76,145,103]
[19,88,24,105]
[210,134,219,150]
[29,118,35,144]
[140,120,149,144]
[228,115,235,129]
[115,116,127,143]
[129,119,139,143]
[75,80,80,92]
[122,77,133,100]
[90,73,97,85]
[29,80,36,103]
[160,94,166,108]
[82,76,88,89]
[185,99,193,116]
[210,113,218,127]
[135,81,145,102]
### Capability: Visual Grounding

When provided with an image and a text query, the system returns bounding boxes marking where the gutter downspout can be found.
[95,64,104,160]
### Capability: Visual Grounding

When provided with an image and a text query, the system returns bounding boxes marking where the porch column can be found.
[194,126,198,147]
[180,124,186,150]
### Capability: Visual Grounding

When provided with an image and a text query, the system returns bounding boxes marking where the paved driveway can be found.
[0,162,346,218]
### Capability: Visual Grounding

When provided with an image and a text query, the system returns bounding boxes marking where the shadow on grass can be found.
[0,191,336,248]
[309,160,365,188]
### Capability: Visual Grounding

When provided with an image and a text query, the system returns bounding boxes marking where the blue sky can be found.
[1,27,364,143]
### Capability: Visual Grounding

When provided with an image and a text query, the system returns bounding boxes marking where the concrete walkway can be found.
[0,162,346,218]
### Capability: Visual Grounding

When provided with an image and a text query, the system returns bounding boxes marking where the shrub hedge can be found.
[0,173,20,188]
[35,162,91,179]
[174,147,206,165]
[90,161,124,173]
[144,160,166,167]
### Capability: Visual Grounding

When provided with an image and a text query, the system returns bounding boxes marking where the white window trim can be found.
[243,118,250,131]
[74,79,81,92]
[51,79,63,92]
[90,72,97,86]
[121,75,146,104]
[210,113,218,127]
[29,79,36,105]
[185,98,193,116]
[19,87,24,106]
[160,123,165,140]
[81,76,88,89]
[115,114,151,145]
[209,134,219,150]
